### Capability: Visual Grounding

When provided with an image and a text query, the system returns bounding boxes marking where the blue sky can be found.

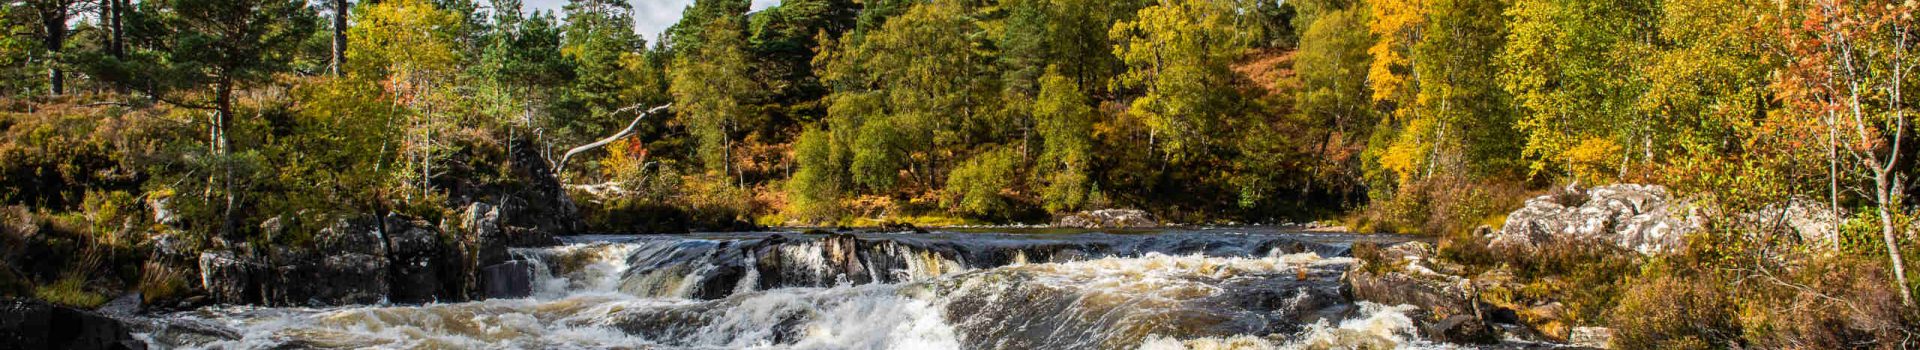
[517,0,781,42]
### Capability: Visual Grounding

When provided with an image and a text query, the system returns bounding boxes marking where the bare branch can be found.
[552,104,672,176]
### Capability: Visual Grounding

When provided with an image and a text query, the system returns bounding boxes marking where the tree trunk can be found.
[332,0,349,76]
[43,11,66,96]
[1874,175,1913,306]
[109,0,122,59]
[216,77,237,242]
[555,104,671,175]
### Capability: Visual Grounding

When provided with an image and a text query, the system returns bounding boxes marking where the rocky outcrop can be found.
[1740,198,1840,247]
[1343,242,1500,344]
[1491,184,1699,255]
[262,216,391,305]
[196,251,259,304]
[383,214,444,303]
[1055,209,1159,229]
[0,298,145,350]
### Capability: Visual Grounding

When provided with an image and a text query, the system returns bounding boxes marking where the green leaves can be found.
[1034,67,1094,212]
[670,15,756,176]
[1109,0,1246,160]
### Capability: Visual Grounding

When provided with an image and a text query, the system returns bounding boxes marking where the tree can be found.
[329,0,347,76]
[21,0,81,95]
[815,0,999,192]
[670,15,756,182]
[1292,6,1374,198]
[554,0,646,145]
[1498,0,1659,178]
[1777,0,1919,307]
[1406,0,1518,177]
[1033,66,1094,212]
[1366,0,1423,106]
[349,0,466,197]
[96,0,317,239]
[473,1,575,127]
[1109,0,1246,161]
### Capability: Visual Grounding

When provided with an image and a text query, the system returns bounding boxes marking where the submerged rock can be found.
[0,298,145,350]
[1492,184,1698,255]
[1055,209,1159,228]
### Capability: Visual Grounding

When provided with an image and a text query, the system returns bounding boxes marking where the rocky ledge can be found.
[0,299,145,350]
[195,202,557,307]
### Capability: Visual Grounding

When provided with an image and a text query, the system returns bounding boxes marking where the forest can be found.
[2,0,1919,347]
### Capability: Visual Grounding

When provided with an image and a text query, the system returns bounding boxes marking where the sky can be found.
[517,0,782,42]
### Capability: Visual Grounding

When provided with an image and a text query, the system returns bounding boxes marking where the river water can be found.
[138,229,1457,349]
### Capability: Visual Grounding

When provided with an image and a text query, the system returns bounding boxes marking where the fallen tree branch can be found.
[553,103,671,175]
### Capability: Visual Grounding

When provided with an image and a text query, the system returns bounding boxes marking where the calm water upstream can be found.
[137,228,1461,349]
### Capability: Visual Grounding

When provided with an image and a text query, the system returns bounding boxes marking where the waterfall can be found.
[141,231,1446,350]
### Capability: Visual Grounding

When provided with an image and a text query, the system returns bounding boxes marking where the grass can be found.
[34,275,107,308]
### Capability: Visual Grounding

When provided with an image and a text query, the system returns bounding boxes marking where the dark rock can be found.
[1055,209,1158,229]
[0,298,145,350]
[197,251,259,304]
[1344,242,1499,344]
[866,221,928,234]
[383,214,443,303]
[480,260,535,299]
[800,229,832,235]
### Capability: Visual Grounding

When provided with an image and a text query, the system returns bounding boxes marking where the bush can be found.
[1353,175,1529,235]
[1611,271,1740,349]
[1735,255,1919,349]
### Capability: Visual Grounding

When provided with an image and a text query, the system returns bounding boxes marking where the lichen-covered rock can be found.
[1569,326,1614,349]
[1055,209,1159,229]
[1492,184,1698,255]
[1740,198,1840,247]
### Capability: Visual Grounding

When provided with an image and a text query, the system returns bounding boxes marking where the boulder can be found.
[1055,209,1159,229]
[0,298,145,350]
[1569,327,1614,349]
[196,251,258,304]
[480,260,535,298]
[1741,198,1840,247]
[1492,184,1697,255]
[383,214,443,303]
[1343,242,1499,344]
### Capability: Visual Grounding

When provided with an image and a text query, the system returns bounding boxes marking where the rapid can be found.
[135,229,1458,349]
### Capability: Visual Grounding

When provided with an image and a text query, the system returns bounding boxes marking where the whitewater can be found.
[134,230,1458,349]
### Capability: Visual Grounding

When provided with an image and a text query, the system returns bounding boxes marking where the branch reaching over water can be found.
[553,104,671,176]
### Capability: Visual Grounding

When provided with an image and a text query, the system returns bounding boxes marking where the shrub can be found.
[1611,271,1740,349]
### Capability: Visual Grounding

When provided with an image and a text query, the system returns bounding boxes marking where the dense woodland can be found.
[3,0,1920,347]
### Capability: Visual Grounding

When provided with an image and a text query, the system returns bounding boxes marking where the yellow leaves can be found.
[1560,137,1623,183]
[1368,0,1427,103]
[348,0,462,100]
[1379,113,1436,181]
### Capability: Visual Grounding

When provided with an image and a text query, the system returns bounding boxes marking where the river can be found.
[134,228,1460,349]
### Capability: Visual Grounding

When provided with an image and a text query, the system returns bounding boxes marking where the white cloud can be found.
[514,0,780,43]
